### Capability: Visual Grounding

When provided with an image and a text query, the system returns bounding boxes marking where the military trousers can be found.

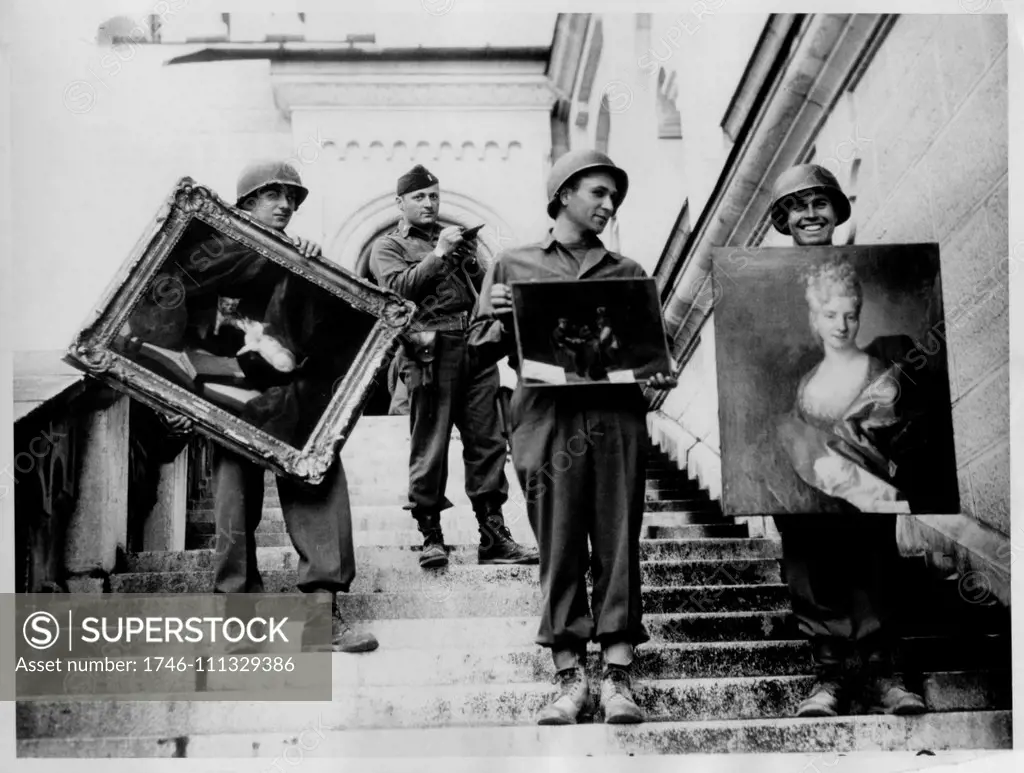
[403,331,509,516]
[774,513,901,652]
[212,447,356,594]
[509,386,651,653]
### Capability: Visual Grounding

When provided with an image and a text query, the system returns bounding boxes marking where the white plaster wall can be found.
[8,4,295,351]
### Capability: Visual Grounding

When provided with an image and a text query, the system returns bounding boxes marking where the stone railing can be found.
[11,351,208,593]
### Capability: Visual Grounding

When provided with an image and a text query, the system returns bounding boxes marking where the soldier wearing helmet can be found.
[160,159,378,654]
[234,159,317,254]
[769,163,851,244]
[470,149,676,726]
[769,162,925,718]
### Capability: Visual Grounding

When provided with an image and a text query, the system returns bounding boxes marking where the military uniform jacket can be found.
[370,220,483,320]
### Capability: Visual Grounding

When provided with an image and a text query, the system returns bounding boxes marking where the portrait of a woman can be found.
[775,257,913,514]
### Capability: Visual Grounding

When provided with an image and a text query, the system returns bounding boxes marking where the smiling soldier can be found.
[769,163,926,718]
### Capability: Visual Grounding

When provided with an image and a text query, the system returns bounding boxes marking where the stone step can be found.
[226,460,701,495]
[12,636,1009,699]
[645,480,703,496]
[645,462,684,474]
[187,506,728,531]
[219,485,710,510]
[110,558,784,594]
[365,612,808,646]
[16,669,1009,736]
[346,581,1005,632]
[190,528,774,552]
[93,636,1004,689]
[191,479,713,512]
[343,636,1011,686]
[643,499,721,512]
[355,614,1008,657]
[17,710,1011,757]
[185,523,746,546]
[333,584,791,621]
[128,538,783,573]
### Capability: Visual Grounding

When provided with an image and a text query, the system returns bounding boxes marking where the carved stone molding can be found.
[273,79,557,113]
[320,139,524,163]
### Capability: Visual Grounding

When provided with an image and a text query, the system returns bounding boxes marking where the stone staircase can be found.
[16,416,1012,757]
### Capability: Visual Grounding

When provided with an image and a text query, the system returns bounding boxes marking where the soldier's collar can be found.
[398,219,441,240]
[541,229,619,260]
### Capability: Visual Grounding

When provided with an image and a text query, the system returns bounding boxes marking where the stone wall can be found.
[842,14,1009,537]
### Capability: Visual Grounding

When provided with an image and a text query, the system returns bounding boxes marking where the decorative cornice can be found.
[273,78,556,113]
[167,45,552,67]
[319,139,524,163]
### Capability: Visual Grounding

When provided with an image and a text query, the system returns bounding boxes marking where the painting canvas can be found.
[65,177,415,484]
[510,277,671,386]
[711,244,959,516]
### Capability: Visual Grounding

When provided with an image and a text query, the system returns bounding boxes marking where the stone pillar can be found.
[63,395,131,588]
[143,448,188,552]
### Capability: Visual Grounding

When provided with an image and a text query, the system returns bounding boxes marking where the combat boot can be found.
[796,638,845,717]
[476,511,539,565]
[536,665,591,725]
[301,592,378,653]
[414,511,449,569]
[864,647,926,715]
[599,664,645,724]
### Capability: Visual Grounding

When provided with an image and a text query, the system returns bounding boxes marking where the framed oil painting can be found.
[510,277,671,386]
[65,177,415,484]
[711,244,959,516]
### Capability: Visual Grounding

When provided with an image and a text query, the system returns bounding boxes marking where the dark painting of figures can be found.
[112,219,377,450]
[511,277,671,386]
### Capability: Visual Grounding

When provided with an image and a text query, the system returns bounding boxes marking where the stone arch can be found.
[329,189,517,278]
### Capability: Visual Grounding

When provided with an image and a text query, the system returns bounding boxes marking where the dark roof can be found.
[166,44,550,66]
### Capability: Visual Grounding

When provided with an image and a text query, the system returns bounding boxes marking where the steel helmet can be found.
[235,159,309,209]
[769,163,851,235]
[546,149,629,219]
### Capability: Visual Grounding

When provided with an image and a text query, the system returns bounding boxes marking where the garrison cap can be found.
[397,165,439,197]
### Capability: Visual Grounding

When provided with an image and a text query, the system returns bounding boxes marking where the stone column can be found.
[63,395,130,591]
[142,448,188,552]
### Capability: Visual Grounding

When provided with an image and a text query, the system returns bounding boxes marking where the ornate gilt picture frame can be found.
[65,177,415,484]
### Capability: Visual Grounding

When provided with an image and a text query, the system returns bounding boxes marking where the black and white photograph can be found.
[1,3,1016,767]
